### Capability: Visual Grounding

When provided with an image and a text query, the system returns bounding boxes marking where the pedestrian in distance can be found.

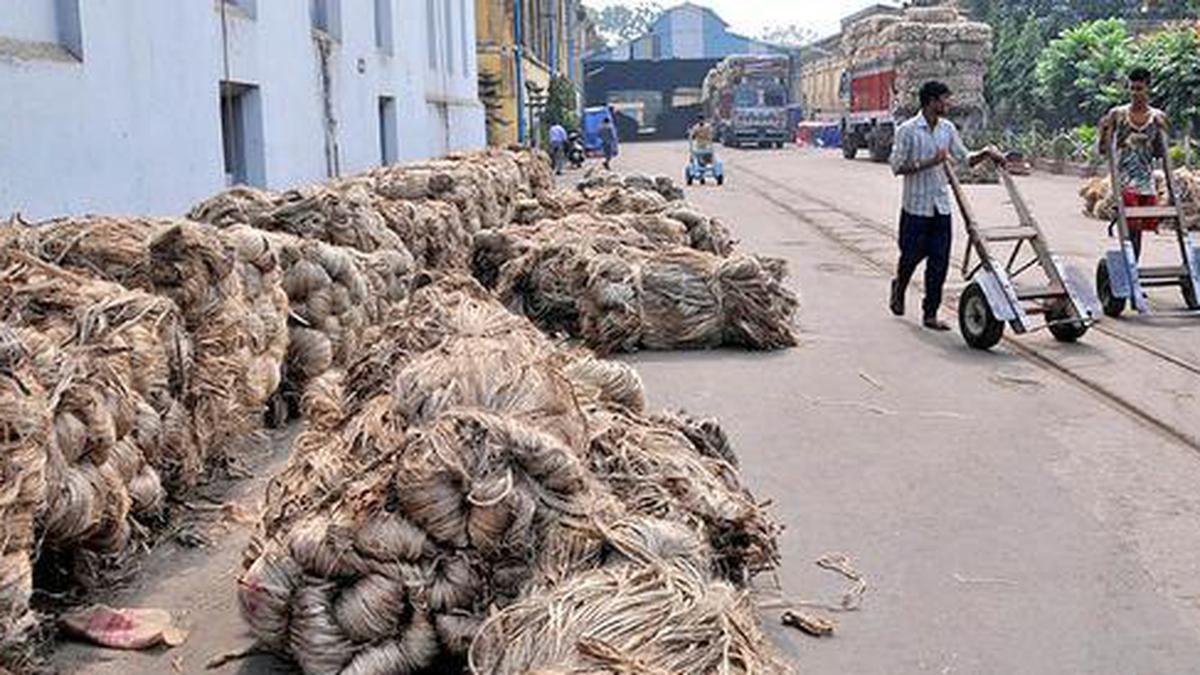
[1096,66,1168,261]
[599,116,618,170]
[548,122,568,176]
[888,80,1005,331]
[690,114,715,156]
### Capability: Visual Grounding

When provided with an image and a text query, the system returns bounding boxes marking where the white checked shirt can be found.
[889,113,969,217]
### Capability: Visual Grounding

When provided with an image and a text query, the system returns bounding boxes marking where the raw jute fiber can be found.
[3,216,289,439]
[238,276,785,674]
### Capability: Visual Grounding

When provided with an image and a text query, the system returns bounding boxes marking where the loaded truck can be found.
[837,5,992,162]
[701,55,793,149]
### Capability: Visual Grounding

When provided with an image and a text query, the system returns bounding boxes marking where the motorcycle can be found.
[567,132,586,169]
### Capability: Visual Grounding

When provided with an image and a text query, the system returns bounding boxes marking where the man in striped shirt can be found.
[888,81,1004,331]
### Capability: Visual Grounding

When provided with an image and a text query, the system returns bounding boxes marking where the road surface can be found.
[57,142,1200,674]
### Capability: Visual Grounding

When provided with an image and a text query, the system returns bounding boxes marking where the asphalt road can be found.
[56,142,1200,675]
[618,141,1200,674]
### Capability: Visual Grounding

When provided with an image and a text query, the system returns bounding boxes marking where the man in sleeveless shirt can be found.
[1097,67,1169,260]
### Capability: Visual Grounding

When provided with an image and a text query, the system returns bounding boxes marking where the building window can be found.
[426,0,438,70]
[459,0,469,78]
[220,81,265,187]
[0,0,83,60]
[220,0,256,19]
[310,0,340,40]
[443,0,455,75]
[374,0,393,54]
[379,96,398,165]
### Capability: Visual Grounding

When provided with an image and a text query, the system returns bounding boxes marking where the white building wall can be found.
[0,0,485,220]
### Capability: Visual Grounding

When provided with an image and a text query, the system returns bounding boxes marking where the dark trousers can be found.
[550,142,565,174]
[896,210,952,318]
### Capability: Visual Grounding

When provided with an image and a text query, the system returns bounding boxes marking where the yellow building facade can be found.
[476,0,587,146]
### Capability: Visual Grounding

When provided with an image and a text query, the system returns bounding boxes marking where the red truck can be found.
[839,59,899,162]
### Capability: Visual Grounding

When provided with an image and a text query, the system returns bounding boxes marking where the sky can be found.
[583,0,902,40]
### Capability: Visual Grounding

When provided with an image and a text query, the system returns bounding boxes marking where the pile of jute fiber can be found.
[3,216,289,436]
[221,225,412,418]
[0,250,202,607]
[0,326,49,671]
[474,215,797,353]
[1080,169,1200,228]
[237,275,784,674]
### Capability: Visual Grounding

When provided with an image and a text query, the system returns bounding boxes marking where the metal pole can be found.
[549,1,557,75]
[514,0,526,143]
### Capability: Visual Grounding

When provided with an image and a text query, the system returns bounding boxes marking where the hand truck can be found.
[1095,127,1200,316]
[946,161,1101,350]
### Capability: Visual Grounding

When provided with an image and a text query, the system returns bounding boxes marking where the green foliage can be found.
[987,12,1045,128]
[1034,19,1132,129]
[543,76,580,131]
[1135,27,1200,128]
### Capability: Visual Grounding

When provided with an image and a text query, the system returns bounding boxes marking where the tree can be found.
[1035,19,1132,129]
[759,24,817,48]
[594,1,663,45]
[543,76,580,130]
[1134,26,1200,129]
[987,12,1045,128]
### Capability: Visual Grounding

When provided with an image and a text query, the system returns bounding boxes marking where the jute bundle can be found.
[5,216,289,440]
[222,226,411,416]
[16,326,167,555]
[240,275,785,673]
[0,251,197,487]
[489,232,797,353]
[191,182,406,254]
[0,326,49,672]
[469,517,789,675]
[365,149,545,232]
[369,197,474,271]
[585,404,780,581]
[580,247,798,353]
[185,185,277,228]
[1079,170,1200,227]
[242,407,612,674]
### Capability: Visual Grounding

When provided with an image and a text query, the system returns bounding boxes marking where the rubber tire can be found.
[686,173,694,186]
[959,281,1005,350]
[699,176,706,185]
[1045,302,1089,343]
[842,140,858,160]
[869,141,891,163]
[1095,258,1126,318]
[717,174,725,186]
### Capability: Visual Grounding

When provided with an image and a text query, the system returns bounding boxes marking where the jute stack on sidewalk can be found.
[238,276,783,674]
[4,216,289,438]
[221,225,413,415]
[0,326,49,672]
[0,253,195,590]
[190,149,551,273]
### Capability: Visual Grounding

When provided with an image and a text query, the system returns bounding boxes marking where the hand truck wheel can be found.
[1045,301,1089,343]
[1095,258,1126,317]
[959,281,1005,350]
